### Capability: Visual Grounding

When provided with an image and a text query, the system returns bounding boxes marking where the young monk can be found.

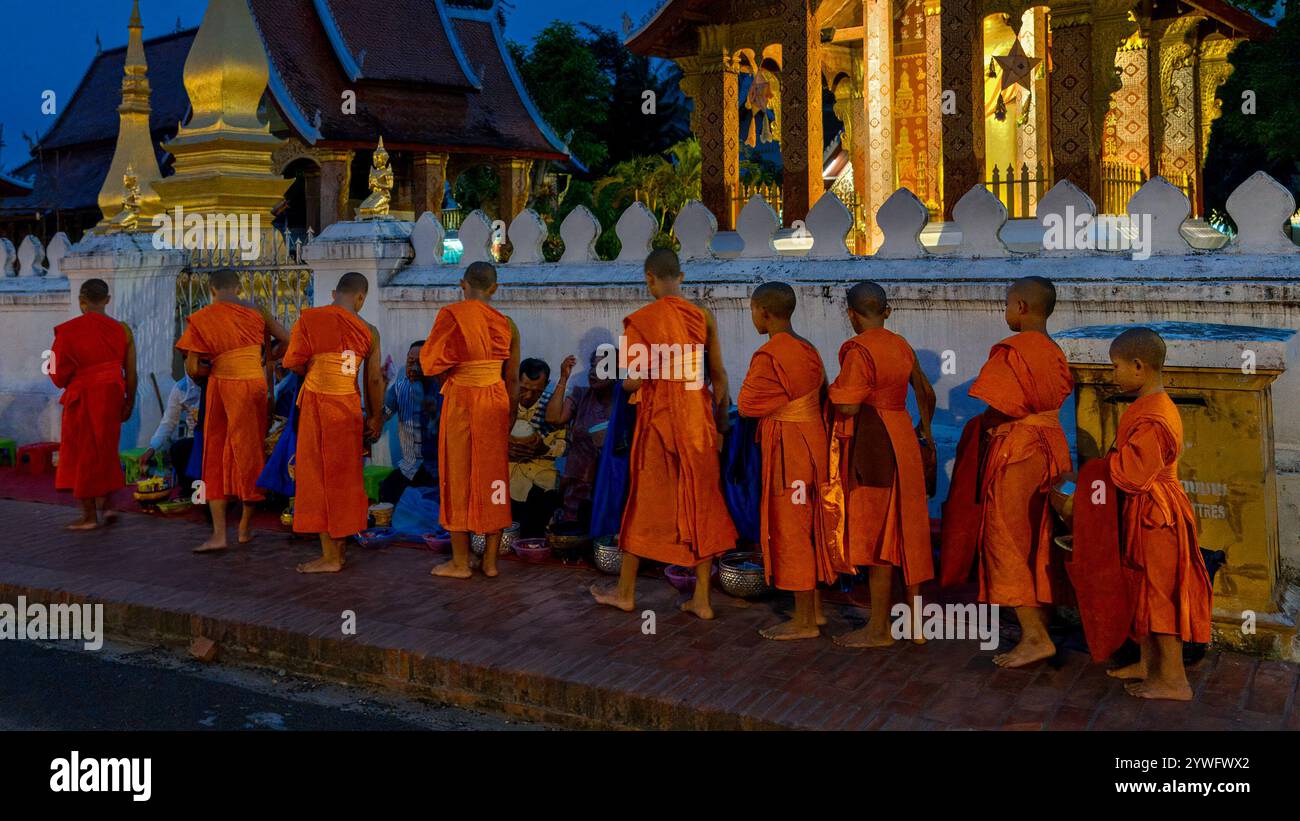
[282,272,384,573]
[49,279,137,529]
[177,269,289,552]
[591,249,737,620]
[828,282,937,647]
[421,261,519,579]
[737,282,846,639]
[942,276,1073,667]
[1099,328,1211,700]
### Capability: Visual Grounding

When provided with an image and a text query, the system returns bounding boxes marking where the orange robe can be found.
[50,312,128,499]
[737,334,844,591]
[1109,392,1212,643]
[619,296,737,565]
[966,331,1073,607]
[828,327,934,586]
[176,302,268,502]
[420,299,513,534]
[283,306,372,539]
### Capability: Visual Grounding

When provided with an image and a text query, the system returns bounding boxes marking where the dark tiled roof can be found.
[39,29,195,151]
[320,0,478,89]
[0,144,116,215]
[250,0,568,157]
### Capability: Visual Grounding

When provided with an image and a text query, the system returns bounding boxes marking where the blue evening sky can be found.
[0,0,664,171]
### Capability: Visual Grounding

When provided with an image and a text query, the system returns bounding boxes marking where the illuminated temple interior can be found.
[628,0,1270,251]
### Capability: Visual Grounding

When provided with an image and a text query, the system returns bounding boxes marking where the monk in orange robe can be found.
[1095,328,1211,700]
[737,282,847,639]
[421,261,519,579]
[49,278,137,529]
[282,272,384,573]
[592,249,738,620]
[828,282,937,648]
[941,276,1073,667]
[177,269,289,552]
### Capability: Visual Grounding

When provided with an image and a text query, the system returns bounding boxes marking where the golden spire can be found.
[97,0,163,229]
[152,0,290,227]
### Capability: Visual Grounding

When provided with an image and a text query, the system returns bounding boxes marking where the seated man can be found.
[509,357,565,536]
[379,340,441,505]
[140,373,202,492]
[545,351,615,531]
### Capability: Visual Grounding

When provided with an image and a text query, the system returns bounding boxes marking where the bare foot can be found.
[993,638,1057,668]
[680,599,715,620]
[759,620,820,641]
[833,625,896,649]
[238,529,254,545]
[481,555,499,578]
[590,582,635,612]
[192,538,229,554]
[296,557,344,574]
[816,611,828,627]
[1107,661,1147,681]
[65,519,100,531]
[1125,679,1193,701]
[431,561,473,580]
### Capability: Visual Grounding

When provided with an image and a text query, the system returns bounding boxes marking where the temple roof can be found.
[251,0,570,158]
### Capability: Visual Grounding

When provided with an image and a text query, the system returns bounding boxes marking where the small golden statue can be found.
[358,137,394,220]
[107,165,142,232]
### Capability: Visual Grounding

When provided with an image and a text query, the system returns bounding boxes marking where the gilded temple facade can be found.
[628,0,1269,250]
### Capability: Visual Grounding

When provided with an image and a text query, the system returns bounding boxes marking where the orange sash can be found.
[446,359,504,387]
[211,345,264,380]
[301,353,359,397]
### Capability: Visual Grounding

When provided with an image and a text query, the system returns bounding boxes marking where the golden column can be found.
[862,0,895,251]
[151,0,290,234]
[97,0,163,229]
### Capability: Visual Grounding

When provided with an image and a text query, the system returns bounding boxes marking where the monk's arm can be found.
[264,313,291,360]
[702,307,730,432]
[184,350,210,381]
[122,324,138,422]
[363,326,385,440]
[48,334,73,389]
[909,352,936,439]
[505,319,521,411]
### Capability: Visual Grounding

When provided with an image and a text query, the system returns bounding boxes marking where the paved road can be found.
[0,639,540,731]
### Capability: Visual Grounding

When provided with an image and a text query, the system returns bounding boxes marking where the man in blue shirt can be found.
[379,341,440,505]
[139,374,202,491]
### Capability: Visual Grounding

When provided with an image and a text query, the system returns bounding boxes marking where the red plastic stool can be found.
[17,442,59,476]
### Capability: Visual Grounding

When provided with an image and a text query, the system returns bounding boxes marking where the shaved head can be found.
[79,278,110,305]
[751,281,797,319]
[1009,276,1057,317]
[335,271,369,295]
[644,248,682,281]
[209,269,241,293]
[464,261,498,290]
[1110,327,1166,370]
[847,281,889,317]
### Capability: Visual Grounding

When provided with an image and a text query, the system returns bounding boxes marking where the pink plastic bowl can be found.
[422,532,452,554]
[513,538,551,563]
[664,565,696,593]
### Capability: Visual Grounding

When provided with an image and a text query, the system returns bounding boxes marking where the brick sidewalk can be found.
[0,498,1295,730]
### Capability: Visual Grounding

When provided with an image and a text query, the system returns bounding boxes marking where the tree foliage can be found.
[1203,5,1300,223]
